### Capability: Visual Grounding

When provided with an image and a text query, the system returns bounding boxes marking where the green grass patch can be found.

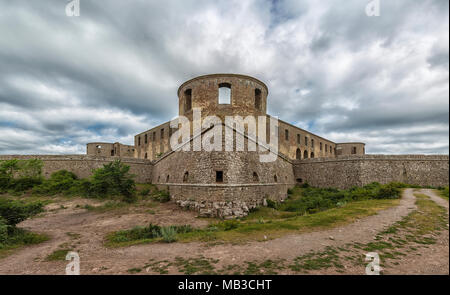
[0,228,49,259]
[436,187,449,200]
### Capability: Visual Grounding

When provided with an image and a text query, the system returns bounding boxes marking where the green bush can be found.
[0,159,43,193]
[0,199,46,249]
[278,182,404,215]
[0,199,44,226]
[152,190,170,203]
[0,217,8,244]
[438,186,449,199]
[33,170,78,195]
[89,160,136,200]
[140,188,150,196]
[222,220,239,231]
[375,183,401,199]
[266,199,277,209]
[160,226,177,243]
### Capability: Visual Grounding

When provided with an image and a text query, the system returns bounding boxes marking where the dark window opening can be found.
[153,132,156,141]
[138,136,141,146]
[311,152,315,158]
[166,175,170,182]
[184,89,192,111]
[296,178,303,183]
[311,139,315,148]
[325,144,328,152]
[352,147,357,154]
[216,171,224,183]
[161,128,164,139]
[296,148,301,160]
[274,175,278,183]
[183,171,189,183]
[157,176,160,182]
[320,142,322,151]
[297,134,301,144]
[144,152,148,159]
[218,83,231,104]
[304,150,308,159]
[255,88,261,110]
[305,137,308,146]
[252,172,259,182]
[145,134,148,144]
[111,150,114,156]
[285,129,289,141]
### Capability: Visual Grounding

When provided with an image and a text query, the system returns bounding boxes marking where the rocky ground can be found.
[0,189,448,275]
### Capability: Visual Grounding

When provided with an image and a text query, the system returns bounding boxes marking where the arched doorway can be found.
[296,148,301,160]
[303,150,308,159]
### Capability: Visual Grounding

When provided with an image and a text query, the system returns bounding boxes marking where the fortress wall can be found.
[0,155,153,183]
[152,150,294,218]
[293,155,449,189]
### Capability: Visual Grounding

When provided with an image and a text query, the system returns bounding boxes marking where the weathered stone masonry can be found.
[2,74,448,218]
[293,155,449,189]
[0,155,152,183]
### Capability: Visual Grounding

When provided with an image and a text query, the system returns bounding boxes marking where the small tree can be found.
[89,160,136,202]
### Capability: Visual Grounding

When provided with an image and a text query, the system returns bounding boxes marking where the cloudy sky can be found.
[0,0,448,155]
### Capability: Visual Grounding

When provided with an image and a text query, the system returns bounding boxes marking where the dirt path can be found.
[0,188,447,275]
[382,189,449,275]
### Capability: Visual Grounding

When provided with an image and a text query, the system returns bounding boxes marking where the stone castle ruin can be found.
[1,74,448,218]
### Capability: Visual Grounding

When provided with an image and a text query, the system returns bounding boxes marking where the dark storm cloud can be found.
[0,0,448,155]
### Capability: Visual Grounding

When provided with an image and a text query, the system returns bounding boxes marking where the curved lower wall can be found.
[293,155,449,189]
[0,155,153,183]
[152,150,295,218]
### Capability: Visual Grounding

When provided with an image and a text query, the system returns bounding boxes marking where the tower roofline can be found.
[177,73,269,97]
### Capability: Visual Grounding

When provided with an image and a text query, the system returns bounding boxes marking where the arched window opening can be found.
[311,152,315,158]
[252,172,259,182]
[110,150,114,156]
[274,175,278,183]
[296,148,301,160]
[218,83,231,104]
[183,171,189,183]
[255,88,261,110]
[166,175,170,182]
[304,150,308,159]
[144,153,148,159]
[352,147,357,154]
[184,89,192,111]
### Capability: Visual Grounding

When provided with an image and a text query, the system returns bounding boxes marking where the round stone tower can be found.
[177,74,268,121]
